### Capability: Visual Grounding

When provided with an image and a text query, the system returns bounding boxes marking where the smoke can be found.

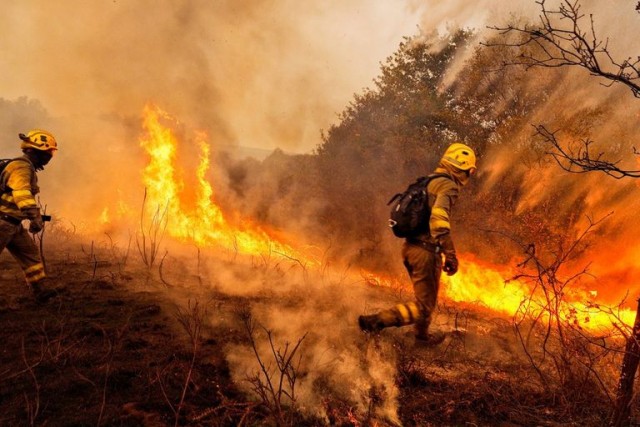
[4,0,634,229]
[0,1,427,151]
[147,244,401,422]
[0,0,433,229]
[3,0,640,418]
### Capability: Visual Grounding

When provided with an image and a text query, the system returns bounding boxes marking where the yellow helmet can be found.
[441,142,476,173]
[19,129,58,154]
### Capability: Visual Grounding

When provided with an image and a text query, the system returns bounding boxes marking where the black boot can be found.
[415,331,446,346]
[358,314,385,333]
[31,281,58,304]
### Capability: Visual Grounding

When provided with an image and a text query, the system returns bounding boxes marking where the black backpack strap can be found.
[425,172,451,182]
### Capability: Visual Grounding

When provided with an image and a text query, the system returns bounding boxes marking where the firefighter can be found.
[358,142,477,344]
[0,130,58,303]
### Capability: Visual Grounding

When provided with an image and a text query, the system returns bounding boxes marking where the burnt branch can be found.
[534,125,640,179]
[483,215,623,404]
[484,0,640,97]
[239,309,307,426]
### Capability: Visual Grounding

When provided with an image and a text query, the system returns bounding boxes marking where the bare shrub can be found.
[136,188,168,270]
[156,300,205,427]
[501,215,624,419]
[238,307,307,426]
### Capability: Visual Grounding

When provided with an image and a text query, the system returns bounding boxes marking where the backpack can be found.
[387,173,448,238]
[0,158,27,192]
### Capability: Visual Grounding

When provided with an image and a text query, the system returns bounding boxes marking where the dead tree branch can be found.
[485,0,640,97]
[534,125,640,179]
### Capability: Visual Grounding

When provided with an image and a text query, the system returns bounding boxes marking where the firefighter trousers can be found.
[0,220,45,286]
[375,240,442,337]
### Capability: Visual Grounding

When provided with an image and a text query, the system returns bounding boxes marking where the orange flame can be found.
[450,259,636,330]
[366,255,635,331]
[139,104,316,264]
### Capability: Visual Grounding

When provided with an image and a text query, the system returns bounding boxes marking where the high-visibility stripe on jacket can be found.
[427,172,459,241]
[0,157,39,219]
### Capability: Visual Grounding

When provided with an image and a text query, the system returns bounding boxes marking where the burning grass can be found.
[0,222,637,425]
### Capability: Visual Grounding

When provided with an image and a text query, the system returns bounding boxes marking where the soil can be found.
[0,232,630,426]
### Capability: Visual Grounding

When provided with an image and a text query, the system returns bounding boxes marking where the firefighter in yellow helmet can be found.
[358,142,477,344]
[0,130,58,303]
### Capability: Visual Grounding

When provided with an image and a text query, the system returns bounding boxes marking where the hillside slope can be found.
[0,230,626,426]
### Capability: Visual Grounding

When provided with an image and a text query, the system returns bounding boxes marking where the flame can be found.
[99,207,110,225]
[367,254,635,331]
[139,104,315,264]
[137,104,634,332]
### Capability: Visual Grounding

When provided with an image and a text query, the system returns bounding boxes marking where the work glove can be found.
[439,233,458,276]
[443,254,458,276]
[25,207,43,233]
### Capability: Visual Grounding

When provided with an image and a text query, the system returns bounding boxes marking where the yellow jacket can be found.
[426,171,459,244]
[0,156,39,219]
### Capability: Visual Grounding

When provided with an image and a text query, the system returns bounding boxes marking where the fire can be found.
[137,104,634,332]
[443,255,635,331]
[366,256,635,331]
[139,104,316,264]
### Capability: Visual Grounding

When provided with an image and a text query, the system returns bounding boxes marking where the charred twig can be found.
[273,250,307,272]
[136,188,169,270]
[21,337,41,427]
[484,0,640,98]
[173,300,205,427]
[105,232,132,273]
[158,250,173,288]
[154,301,206,426]
[95,318,130,427]
[534,125,640,178]
[239,308,307,426]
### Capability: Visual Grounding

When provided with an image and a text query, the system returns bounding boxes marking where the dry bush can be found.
[504,215,625,421]
[136,188,168,271]
[238,307,307,427]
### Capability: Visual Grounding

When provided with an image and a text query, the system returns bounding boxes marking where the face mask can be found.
[437,162,472,186]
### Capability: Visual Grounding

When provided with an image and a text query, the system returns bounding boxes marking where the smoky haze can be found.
[2,1,640,420]
[1,0,638,290]
[0,1,429,152]
[0,0,429,228]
